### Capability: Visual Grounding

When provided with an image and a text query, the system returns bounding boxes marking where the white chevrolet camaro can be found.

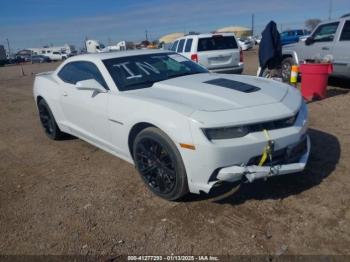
[33,49,310,200]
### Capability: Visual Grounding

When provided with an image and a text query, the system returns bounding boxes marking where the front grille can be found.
[248,113,298,133]
[247,137,307,166]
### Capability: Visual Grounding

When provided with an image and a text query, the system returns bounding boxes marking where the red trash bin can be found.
[299,63,333,101]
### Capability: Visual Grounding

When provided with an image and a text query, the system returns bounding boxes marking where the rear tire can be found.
[133,127,189,200]
[281,57,294,83]
[37,99,65,140]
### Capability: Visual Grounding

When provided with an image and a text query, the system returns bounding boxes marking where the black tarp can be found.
[258,21,282,74]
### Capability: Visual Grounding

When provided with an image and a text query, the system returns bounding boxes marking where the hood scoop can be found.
[204,78,260,93]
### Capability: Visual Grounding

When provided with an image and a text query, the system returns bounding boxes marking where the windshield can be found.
[103,53,208,91]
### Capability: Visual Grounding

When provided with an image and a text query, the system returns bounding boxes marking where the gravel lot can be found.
[0,49,350,256]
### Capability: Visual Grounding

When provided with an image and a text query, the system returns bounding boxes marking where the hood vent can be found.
[204,78,260,93]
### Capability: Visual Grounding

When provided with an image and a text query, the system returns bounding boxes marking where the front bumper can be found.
[181,99,309,194]
[217,135,310,183]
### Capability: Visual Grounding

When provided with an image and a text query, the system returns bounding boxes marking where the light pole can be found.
[6,38,11,57]
[145,30,148,41]
[328,0,333,20]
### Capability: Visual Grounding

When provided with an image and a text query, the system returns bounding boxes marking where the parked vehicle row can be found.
[31,55,52,64]
[282,15,350,81]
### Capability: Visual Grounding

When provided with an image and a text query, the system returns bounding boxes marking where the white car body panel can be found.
[34,50,310,194]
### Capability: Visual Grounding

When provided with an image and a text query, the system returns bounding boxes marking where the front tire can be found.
[133,127,189,200]
[37,99,65,140]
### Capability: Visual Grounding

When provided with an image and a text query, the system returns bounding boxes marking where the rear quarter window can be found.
[197,36,238,52]
[177,39,186,53]
[171,41,179,51]
[184,39,193,52]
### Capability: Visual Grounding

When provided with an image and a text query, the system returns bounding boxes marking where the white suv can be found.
[171,33,244,74]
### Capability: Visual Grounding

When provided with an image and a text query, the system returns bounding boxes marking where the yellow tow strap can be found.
[258,129,272,166]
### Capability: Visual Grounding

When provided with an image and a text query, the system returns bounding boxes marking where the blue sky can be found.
[1,0,349,51]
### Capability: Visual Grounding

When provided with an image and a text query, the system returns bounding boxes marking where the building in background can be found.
[159,32,185,49]
[215,26,252,38]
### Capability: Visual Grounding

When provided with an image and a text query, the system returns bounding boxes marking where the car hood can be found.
[282,41,303,49]
[125,73,289,114]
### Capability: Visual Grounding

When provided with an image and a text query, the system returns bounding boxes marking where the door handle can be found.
[63,92,68,97]
[322,47,330,50]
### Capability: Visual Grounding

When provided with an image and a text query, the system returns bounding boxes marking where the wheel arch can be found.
[282,50,299,64]
[128,122,156,159]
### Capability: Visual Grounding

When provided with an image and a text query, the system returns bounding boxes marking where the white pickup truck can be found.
[45,51,68,61]
[282,15,350,81]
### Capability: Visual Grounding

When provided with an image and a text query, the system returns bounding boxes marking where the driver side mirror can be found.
[75,79,107,93]
[305,37,314,46]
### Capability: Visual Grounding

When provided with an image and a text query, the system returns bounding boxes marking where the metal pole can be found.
[251,13,255,36]
[328,0,333,20]
[6,38,11,57]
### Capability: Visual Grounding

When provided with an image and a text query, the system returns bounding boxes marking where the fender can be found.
[282,49,299,65]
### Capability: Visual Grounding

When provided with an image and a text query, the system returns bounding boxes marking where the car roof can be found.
[68,49,173,62]
[318,16,349,25]
[179,32,235,39]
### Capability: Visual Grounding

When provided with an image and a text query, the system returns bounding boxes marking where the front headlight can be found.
[202,126,249,140]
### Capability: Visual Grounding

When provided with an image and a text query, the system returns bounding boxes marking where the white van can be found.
[171,33,244,74]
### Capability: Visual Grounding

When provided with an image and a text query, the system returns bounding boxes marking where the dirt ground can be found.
[0,49,350,256]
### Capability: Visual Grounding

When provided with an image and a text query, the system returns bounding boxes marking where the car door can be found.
[298,22,339,61]
[57,61,112,147]
[332,20,350,77]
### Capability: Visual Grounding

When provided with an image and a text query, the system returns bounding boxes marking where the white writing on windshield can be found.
[112,61,160,80]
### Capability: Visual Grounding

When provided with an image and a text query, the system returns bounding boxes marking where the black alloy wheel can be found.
[135,138,176,194]
[133,127,188,200]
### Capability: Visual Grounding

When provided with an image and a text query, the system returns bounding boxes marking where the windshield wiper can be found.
[125,80,156,89]
[166,72,204,80]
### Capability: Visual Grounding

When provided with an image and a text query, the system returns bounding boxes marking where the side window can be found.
[58,61,109,90]
[340,20,350,41]
[184,38,193,52]
[312,22,339,42]
[177,39,185,53]
[171,41,179,51]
